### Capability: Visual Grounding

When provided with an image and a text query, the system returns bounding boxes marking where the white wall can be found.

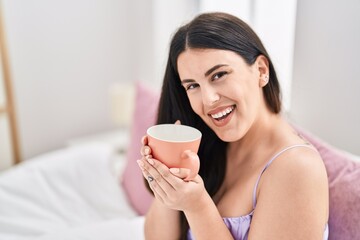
[1,0,199,160]
[2,0,359,160]
[253,0,297,111]
[290,0,360,155]
[152,0,199,86]
[126,0,154,85]
[2,0,134,159]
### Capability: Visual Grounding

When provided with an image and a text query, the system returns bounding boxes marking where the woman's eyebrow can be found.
[180,64,229,84]
[181,79,195,85]
[204,64,228,77]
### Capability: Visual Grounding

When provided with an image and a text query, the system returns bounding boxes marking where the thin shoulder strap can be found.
[252,144,316,209]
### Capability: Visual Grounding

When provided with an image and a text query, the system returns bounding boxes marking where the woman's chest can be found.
[215,174,258,218]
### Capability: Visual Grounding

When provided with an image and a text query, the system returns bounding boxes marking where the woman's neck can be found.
[227,113,286,167]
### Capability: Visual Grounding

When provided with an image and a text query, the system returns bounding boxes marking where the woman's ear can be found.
[256,55,270,87]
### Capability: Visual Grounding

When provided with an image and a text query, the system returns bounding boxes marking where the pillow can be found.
[294,126,360,240]
[121,82,159,215]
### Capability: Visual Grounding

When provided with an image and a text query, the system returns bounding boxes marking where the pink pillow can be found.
[294,126,360,240]
[121,82,159,215]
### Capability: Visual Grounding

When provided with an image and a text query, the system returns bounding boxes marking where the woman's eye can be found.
[212,71,227,81]
[186,83,199,91]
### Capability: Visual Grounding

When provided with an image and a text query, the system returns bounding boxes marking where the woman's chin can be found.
[214,131,241,143]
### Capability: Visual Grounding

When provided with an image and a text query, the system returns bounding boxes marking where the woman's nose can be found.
[201,86,220,106]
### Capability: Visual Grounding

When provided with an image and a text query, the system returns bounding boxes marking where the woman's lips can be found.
[209,105,235,120]
[208,105,236,127]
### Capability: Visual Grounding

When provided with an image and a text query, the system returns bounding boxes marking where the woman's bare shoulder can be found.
[260,144,328,200]
[248,145,329,239]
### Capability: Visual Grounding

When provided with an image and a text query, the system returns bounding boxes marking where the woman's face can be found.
[177,48,269,142]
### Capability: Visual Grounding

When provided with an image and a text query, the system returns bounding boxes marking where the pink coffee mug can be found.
[147,124,202,180]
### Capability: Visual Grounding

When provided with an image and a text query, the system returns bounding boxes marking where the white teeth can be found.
[211,106,234,119]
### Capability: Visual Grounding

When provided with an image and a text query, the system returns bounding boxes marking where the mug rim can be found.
[147,124,202,143]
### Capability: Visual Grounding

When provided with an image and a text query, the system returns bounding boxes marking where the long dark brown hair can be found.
[155,12,281,239]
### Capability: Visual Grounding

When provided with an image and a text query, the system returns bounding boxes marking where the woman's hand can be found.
[138,126,207,212]
[137,154,206,212]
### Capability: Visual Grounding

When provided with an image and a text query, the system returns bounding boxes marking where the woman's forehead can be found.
[177,49,245,75]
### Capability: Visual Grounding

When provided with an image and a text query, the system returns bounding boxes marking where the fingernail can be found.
[170,168,179,174]
[146,158,154,165]
[144,148,150,155]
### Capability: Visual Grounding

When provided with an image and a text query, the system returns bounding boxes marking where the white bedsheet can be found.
[0,143,145,240]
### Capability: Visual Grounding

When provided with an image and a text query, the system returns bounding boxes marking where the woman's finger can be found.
[140,145,152,156]
[138,157,176,192]
[169,168,191,180]
[146,157,193,192]
[137,159,167,199]
[141,135,148,145]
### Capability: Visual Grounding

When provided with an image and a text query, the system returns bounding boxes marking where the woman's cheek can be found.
[188,95,203,116]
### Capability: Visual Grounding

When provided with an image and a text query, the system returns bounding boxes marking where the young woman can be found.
[137,12,329,240]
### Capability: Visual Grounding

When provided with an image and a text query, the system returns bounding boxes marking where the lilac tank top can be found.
[187,144,329,240]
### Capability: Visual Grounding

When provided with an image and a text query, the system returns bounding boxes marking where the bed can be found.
[0,140,145,240]
[1,82,359,240]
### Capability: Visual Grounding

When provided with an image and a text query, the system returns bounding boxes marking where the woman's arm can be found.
[144,198,181,240]
[183,192,234,240]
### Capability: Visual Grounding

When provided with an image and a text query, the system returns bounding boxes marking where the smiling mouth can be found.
[209,105,235,121]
